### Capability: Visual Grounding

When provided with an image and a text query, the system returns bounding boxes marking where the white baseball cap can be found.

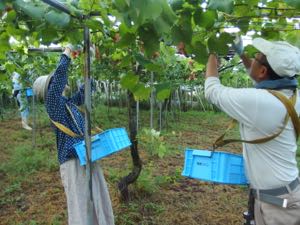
[252,38,300,77]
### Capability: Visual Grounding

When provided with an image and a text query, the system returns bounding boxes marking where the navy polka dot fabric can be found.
[45,54,85,165]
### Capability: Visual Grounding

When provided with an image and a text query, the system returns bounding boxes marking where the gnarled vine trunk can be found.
[118,91,142,202]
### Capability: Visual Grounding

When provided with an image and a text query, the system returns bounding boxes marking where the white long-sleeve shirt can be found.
[205,77,299,189]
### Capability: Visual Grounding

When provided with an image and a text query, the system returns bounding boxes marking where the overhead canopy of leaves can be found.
[208,0,234,14]
[0,0,300,98]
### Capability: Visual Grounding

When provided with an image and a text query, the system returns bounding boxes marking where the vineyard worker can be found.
[12,71,32,131]
[45,45,114,225]
[205,38,300,225]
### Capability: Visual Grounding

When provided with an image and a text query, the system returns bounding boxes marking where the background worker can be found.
[205,37,300,225]
[45,45,114,225]
[12,71,32,131]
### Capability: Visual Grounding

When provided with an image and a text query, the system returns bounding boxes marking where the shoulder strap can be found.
[50,103,84,138]
[51,120,82,138]
[65,103,84,136]
[268,90,300,139]
[213,90,298,149]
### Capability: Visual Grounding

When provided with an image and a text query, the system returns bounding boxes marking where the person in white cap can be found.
[12,71,32,131]
[45,45,114,225]
[205,37,300,225]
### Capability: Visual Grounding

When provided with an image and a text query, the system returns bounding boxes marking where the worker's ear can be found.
[257,65,268,81]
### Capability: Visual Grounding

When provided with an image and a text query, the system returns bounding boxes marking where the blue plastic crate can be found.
[182,148,248,185]
[74,128,131,166]
[26,88,34,97]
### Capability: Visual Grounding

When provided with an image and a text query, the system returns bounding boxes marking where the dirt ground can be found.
[0,113,248,225]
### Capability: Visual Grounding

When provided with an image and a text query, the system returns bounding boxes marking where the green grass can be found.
[0,144,57,180]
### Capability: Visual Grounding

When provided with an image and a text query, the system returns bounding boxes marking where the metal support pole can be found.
[150,72,154,129]
[41,0,77,17]
[159,102,162,131]
[83,26,94,225]
[32,92,36,148]
[28,47,63,52]
[136,100,139,132]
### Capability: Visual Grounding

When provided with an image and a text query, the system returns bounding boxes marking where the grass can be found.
[1,102,300,225]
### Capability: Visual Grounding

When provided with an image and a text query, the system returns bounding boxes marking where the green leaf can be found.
[6,10,16,22]
[155,82,171,101]
[261,29,280,40]
[193,9,217,29]
[84,19,102,31]
[6,26,26,37]
[113,0,130,12]
[135,53,151,66]
[178,11,193,44]
[208,33,233,56]
[120,72,139,90]
[207,0,233,13]
[158,143,167,158]
[219,32,234,43]
[284,0,300,9]
[4,62,16,74]
[285,31,300,49]
[244,45,258,58]
[13,0,47,20]
[155,0,177,34]
[118,55,132,68]
[190,42,208,65]
[117,32,136,48]
[131,0,163,25]
[145,63,163,72]
[233,4,256,17]
[153,16,172,35]
[170,0,184,11]
[0,34,10,53]
[237,18,250,33]
[171,16,192,45]
[248,0,260,6]
[0,2,5,11]
[111,51,124,61]
[132,83,151,100]
[38,27,60,45]
[66,2,83,17]
[44,10,71,28]
[138,24,160,58]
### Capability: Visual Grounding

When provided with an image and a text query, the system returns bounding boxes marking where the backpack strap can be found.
[213,89,298,149]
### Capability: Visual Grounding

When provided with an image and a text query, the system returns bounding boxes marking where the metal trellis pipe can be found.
[41,0,82,18]
[83,26,95,225]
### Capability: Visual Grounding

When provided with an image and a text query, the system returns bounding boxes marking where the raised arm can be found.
[233,35,253,72]
[45,48,71,119]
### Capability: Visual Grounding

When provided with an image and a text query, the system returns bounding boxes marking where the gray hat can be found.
[32,73,53,101]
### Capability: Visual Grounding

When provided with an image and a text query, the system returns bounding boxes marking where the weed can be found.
[3,181,21,194]
[135,166,158,194]
[143,202,165,214]
[51,214,65,225]
[138,128,169,159]
[0,144,57,179]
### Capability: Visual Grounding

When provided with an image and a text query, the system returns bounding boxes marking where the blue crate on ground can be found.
[26,88,34,97]
[74,127,131,166]
[182,148,248,185]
